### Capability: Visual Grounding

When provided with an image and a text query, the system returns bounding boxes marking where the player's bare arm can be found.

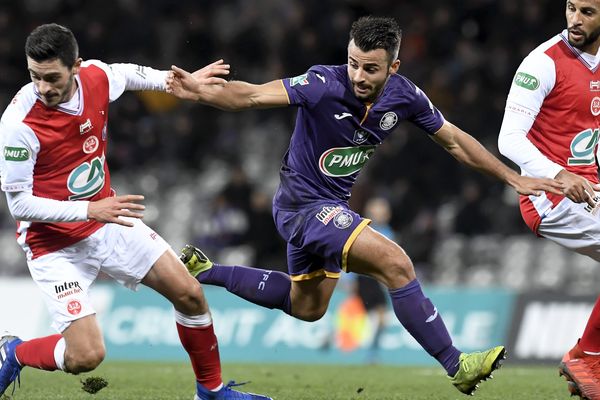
[87,194,145,227]
[432,121,564,196]
[167,65,289,110]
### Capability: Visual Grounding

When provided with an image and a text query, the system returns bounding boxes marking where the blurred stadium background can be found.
[0,0,596,369]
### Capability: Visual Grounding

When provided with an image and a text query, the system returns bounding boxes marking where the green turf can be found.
[0,361,571,400]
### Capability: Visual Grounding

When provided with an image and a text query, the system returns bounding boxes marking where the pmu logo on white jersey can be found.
[79,118,93,135]
[568,128,599,166]
[67,154,106,200]
[591,81,600,92]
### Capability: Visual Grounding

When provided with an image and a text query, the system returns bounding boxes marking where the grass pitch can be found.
[2,361,570,400]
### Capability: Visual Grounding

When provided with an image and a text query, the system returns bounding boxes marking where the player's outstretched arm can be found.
[87,195,145,227]
[431,121,564,197]
[167,64,289,111]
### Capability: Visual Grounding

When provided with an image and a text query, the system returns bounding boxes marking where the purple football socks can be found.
[389,279,461,376]
[198,264,292,315]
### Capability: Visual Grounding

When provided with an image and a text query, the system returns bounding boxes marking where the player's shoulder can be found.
[521,33,564,67]
[307,64,346,83]
[385,73,423,102]
[1,83,38,126]
[80,59,112,79]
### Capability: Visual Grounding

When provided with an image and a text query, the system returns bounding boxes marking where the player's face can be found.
[347,40,400,102]
[27,57,81,107]
[566,0,600,53]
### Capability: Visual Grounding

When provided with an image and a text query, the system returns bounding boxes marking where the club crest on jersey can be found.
[591,97,600,116]
[333,210,353,229]
[79,118,93,135]
[83,136,99,154]
[353,129,370,144]
[591,81,600,92]
[379,112,398,130]
[290,73,309,86]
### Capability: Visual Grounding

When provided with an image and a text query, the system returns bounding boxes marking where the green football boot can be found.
[449,346,506,395]
[180,245,214,277]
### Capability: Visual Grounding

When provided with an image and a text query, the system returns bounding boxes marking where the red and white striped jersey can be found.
[498,30,600,233]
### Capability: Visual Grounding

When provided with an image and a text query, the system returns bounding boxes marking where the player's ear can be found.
[72,58,83,75]
[389,59,401,74]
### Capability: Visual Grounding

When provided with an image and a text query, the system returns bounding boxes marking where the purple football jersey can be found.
[274,64,445,209]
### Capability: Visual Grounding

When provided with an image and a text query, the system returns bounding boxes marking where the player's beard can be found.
[568,25,600,51]
[44,73,76,107]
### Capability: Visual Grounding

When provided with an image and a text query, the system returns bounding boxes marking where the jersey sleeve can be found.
[281,68,329,108]
[0,121,39,192]
[83,60,168,102]
[409,85,445,134]
[497,52,562,178]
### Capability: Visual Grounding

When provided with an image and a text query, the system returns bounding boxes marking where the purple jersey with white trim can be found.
[274,64,445,209]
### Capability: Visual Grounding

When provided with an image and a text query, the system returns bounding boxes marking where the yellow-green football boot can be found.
[180,245,213,277]
[449,346,506,395]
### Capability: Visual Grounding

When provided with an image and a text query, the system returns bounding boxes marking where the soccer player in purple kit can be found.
[167,16,563,395]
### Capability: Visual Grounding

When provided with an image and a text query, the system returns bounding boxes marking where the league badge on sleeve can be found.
[290,73,309,86]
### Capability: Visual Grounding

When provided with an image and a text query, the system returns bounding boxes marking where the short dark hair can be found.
[25,23,79,68]
[349,16,402,62]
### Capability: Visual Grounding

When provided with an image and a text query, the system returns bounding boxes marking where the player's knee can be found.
[380,250,415,286]
[65,346,105,373]
[172,284,207,315]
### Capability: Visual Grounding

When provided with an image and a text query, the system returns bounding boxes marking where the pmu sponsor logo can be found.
[318,145,376,177]
[567,128,599,166]
[3,146,29,161]
[55,281,83,299]
[316,206,343,225]
[514,72,539,90]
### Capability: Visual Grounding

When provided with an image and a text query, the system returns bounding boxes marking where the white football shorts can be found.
[538,196,600,261]
[27,217,170,333]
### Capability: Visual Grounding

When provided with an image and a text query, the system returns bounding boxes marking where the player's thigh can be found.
[142,248,208,315]
[347,226,415,287]
[100,217,170,289]
[538,198,600,261]
[27,244,100,333]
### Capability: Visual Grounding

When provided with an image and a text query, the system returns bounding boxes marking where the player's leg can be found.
[347,226,504,394]
[537,199,600,397]
[181,245,294,314]
[1,244,105,396]
[103,218,271,400]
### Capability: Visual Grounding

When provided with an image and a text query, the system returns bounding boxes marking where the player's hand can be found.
[555,169,600,208]
[87,195,145,227]
[512,176,564,197]
[166,60,230,101]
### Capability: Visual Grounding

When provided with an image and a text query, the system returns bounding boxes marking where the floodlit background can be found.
[0,0,595,365]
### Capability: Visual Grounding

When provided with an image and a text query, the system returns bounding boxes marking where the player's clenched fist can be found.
[87,195,145,227]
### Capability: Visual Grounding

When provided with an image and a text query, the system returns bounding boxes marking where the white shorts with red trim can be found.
[538,196,600,262]
[27,217,169,333]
